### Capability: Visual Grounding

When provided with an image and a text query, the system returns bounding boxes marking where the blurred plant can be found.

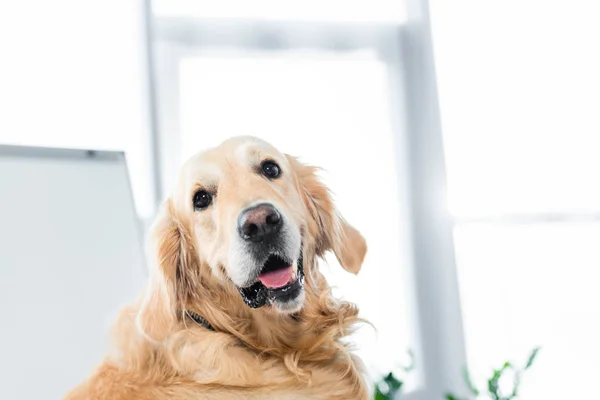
[373,350,415,400]
[445,347,541,400]
[374,372,404,400]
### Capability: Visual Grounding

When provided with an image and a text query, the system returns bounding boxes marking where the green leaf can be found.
[525,347,541,370]
[374,386,389,400]
[383,372,404,393]
[487,367,505,400]
[445,394,465,400]
[462,367,480,395]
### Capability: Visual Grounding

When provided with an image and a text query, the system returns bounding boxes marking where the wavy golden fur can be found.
[65,136,369,399]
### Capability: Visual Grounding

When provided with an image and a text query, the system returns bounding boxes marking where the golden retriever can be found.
[65,136,369,399]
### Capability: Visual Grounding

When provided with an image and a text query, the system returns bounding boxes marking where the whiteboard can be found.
[0,146,147,399]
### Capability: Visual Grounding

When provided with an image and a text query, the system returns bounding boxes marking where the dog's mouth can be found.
[237,252,304,309]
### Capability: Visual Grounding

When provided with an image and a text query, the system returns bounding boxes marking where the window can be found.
[432,1,600,398]
[178,50,413,378]
[147,2,450,396]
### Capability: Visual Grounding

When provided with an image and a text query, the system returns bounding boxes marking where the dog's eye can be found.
[261,161,281,179]
[192,190,212,210]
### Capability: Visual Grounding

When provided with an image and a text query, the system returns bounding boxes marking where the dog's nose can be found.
[238,203,282,243]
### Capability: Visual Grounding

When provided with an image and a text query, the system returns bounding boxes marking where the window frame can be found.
[144,0,468,398]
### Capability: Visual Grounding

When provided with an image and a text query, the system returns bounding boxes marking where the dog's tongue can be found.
[258,266,293,288]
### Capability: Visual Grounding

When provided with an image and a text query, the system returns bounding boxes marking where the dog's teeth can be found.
[291,272,297,281]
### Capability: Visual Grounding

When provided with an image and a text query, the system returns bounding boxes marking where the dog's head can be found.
[137,136,366,341]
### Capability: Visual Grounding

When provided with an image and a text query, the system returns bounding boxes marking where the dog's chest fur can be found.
[65,306,369,400]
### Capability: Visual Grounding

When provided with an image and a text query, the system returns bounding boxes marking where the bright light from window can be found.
[0,0,153,217]
[432,1,600,399]
[455,223,600,400]
[432,0,600,218]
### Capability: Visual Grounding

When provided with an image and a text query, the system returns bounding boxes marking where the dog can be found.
[65,136,369,399]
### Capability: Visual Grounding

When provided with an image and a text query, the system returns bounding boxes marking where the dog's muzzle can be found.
[235,203,304,308]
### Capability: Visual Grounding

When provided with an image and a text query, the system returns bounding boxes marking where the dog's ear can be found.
[286,155,367,274]
[136,199,193,342]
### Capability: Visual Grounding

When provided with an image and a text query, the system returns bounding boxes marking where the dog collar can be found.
[186,311,215,331]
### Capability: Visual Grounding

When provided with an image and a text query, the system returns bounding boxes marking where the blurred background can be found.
[1,0,599,399]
